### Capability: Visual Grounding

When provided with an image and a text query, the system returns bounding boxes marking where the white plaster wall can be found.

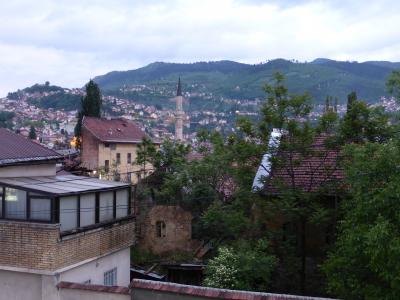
[59,289,129,300]
[0,163,56,178]
[0,269,43,300]
[58,248,131,286]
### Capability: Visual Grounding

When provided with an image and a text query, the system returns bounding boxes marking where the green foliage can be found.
[323,141,400,299]
[386,70,400,100]
[339,92,393,144]
[29,125,36,140]
[30,93,81,110]
[0,111,15,129]
[203,239,277,291]
[23,83,64,94]
[94,59,394,106]
[74,80,102,145]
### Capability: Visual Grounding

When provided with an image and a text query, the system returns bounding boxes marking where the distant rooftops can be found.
[83,117,148,143]
[0,128,62,166]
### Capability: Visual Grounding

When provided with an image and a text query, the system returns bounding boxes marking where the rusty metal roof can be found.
[0,128,62,166]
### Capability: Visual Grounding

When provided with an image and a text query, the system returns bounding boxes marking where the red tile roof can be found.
[0,128,62,166]
[265,135,344,194]
[57,281,129,295]
[83,117,147,143]
[130,279,336,300]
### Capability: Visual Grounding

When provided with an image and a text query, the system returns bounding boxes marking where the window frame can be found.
[116,153,121,165]
[104,267,118,286]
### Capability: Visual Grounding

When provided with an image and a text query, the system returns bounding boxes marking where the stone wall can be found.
[0,218,135,271]
[138,205,200,255]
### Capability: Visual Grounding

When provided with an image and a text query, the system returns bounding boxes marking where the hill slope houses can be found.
[93,59,400,105]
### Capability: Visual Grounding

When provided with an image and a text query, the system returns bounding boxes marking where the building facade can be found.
[81,117,155,183]
[0,128,135,300]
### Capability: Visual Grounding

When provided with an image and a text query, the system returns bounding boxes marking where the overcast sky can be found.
[0,0,399,96]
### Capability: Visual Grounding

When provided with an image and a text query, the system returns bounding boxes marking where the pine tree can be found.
[29,125,37,140]
[74,80,102,148]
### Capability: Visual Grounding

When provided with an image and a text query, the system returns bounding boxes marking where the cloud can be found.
[0,0,399,95]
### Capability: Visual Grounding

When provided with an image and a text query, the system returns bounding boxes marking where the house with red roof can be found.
[81,117,157,183]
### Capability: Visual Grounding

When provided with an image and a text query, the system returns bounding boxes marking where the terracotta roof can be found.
[57,281,129,295]
[130,279,337,300]
[0,128,62,166]
[264,135,344,194]
[83,117,147,143]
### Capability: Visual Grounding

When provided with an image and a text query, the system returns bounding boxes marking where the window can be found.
[104,143,110,148]
[5,188,27,219]
[99,191,114,222]
[105,160,110,173]
[110,144,116,150]
[116,189,128,218]
[156,221,166,238]
[127,153,131,164]
[104,268,117,286]
[59,196,78,231]
[80,193,95,227]
[30,197,51,221]
[116,153,121,164]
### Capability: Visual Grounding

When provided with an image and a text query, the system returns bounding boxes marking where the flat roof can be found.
[0,175,130,196]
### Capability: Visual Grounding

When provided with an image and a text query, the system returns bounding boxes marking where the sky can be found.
[0,0,399,96]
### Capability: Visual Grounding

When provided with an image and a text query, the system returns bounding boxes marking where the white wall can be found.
[0,269,42,300]
[58,248,131,286]
[59,289,129,300]
[0,163,56,177]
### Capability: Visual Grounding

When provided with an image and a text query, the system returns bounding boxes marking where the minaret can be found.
[175,77,184,141]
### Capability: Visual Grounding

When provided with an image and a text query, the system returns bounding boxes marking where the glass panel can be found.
[5,188,27,219]
[30,198,51,221]
[104,268,117,286]
[59,196,77,231]
[80,193,95,227]
[99,191,114,222]
[116,189,128,218]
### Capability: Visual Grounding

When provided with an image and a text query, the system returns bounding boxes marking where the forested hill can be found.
[93,59,400,104]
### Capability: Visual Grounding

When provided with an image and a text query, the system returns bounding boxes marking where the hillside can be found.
[93,59,400,108]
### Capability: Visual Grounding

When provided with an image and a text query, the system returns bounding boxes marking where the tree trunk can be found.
[300,218,306,295]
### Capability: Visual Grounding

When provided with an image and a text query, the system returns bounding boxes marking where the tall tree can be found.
[386,69,400,100]
[29,125,37,140]
[323,140,400,299]
[74,80,102,148]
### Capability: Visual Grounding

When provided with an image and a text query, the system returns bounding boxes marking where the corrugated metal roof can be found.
[0,128,62,166]
[0,175,129,195]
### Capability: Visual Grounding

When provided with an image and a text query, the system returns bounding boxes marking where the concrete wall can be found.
[0,163,56,177]
[59,289,129,300]
[59,248,131,286]
[0,269,43,300]
[133,289,208,300]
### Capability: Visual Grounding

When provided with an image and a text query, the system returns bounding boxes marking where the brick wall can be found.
[0,219,135,271]
[81,126,100,170]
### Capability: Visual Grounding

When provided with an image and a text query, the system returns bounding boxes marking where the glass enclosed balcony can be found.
[0,175,132,236]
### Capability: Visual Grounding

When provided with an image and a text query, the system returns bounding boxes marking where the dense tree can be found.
[29,125,37,140]
[0,111,15,129]
[203,239,277,291]
[386,69,400,100]
[339,92,393,144]
[323,141,400,299]
[74,80,102,148]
